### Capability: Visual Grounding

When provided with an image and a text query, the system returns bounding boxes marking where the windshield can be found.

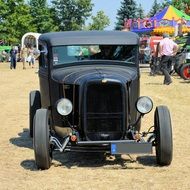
[52,45,138,65]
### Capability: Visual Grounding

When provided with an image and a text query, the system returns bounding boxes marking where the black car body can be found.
[29,31,173,169]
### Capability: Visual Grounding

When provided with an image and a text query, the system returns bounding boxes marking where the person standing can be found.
[150,42,161,76]
[10,46,17,69]
[28,45,35,68]
[144,43,151,63]
[20,45,28,69]
[159,33,178,85]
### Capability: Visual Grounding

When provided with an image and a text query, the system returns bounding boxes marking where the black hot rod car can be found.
[29,31,173,169]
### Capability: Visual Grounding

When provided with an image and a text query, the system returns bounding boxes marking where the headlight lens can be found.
[136,96,153,114]
[56,98,73,116]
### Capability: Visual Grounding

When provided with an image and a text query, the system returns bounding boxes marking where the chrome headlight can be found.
[56,98,72,116]
[136,96,153,114]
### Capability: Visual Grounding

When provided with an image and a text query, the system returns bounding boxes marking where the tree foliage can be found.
[0,0,112,44]
[160,0,190,15]
[171,0,190,15]
[160,0,172,9]
[0,0,35,44]
[136,4,145,19]
[148,0,161,17]
[87,11,110,30]
[28,0,57,33]
[115,0,137,30]
[51,0,93,31]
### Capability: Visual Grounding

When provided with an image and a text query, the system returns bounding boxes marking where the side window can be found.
[39,44,48,68]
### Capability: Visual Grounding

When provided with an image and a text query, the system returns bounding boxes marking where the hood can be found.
[51,65,138,85]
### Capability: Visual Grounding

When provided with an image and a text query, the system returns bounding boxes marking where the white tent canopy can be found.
[21,32,41,49]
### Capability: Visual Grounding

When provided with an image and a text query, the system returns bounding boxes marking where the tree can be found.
[184,0,190,15]
[148,0,161,17]
[136,4,145,19]
[28,0,57,33]
[115,0,137,30]
[0,0,35,44]
[51,0,93,31]
[87,11,110,30]
[160,0,190,15]
[160,0,172,9]
[171,0,190,15]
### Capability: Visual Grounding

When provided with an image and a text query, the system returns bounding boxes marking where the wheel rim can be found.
[183,65,190,79]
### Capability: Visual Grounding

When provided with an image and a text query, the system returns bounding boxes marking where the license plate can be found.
[111,142,152,154]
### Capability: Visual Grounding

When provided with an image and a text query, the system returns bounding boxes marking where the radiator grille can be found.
[85,82,125,140]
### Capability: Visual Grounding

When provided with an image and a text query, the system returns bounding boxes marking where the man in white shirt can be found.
[159,33,178,85]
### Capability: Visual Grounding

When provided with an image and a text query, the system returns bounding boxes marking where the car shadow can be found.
[20,152,144,171]
[145,82,163,85]
[20,160,38,171]
[9,128,33,149]
[51,152,143,170]
[136,155,157,167]
[11,129,154,170]
[179,80,190,84]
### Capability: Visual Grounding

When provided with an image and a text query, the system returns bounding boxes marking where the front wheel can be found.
[154,106,173,166]
[33,109,51,170]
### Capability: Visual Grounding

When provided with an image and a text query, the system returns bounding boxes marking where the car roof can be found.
[39,31,139,46]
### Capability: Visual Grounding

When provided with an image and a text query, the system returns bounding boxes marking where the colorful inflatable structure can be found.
[124,5,190,35]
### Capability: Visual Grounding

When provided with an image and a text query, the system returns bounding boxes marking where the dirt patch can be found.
[0,62,190,190]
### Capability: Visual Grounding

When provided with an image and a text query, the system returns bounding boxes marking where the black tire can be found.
[154,106,173,166]
[33,109,51,170]
[29,90,41,137]
[179,63,190,80]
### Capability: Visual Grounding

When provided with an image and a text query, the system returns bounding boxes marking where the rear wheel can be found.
[29,90,41,137]
[154,106,173,166]
[180,63,190,80]
[33,109,51,170]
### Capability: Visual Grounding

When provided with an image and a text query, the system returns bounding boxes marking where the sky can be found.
[91,0,164,30]
[48,0,164,30]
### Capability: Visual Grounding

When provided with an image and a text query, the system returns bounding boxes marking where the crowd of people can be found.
[20,44,40,70]
[0,44,40,70]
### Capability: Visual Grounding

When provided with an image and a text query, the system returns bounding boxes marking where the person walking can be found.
[10,46,17,69]
[159,33,178,85]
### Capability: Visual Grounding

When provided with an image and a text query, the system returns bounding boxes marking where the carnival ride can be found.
[124,5,190,35]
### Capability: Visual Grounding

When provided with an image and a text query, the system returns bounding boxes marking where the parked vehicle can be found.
[174,34,190,80]
[177,46,190,80]
[29,31,173,169]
